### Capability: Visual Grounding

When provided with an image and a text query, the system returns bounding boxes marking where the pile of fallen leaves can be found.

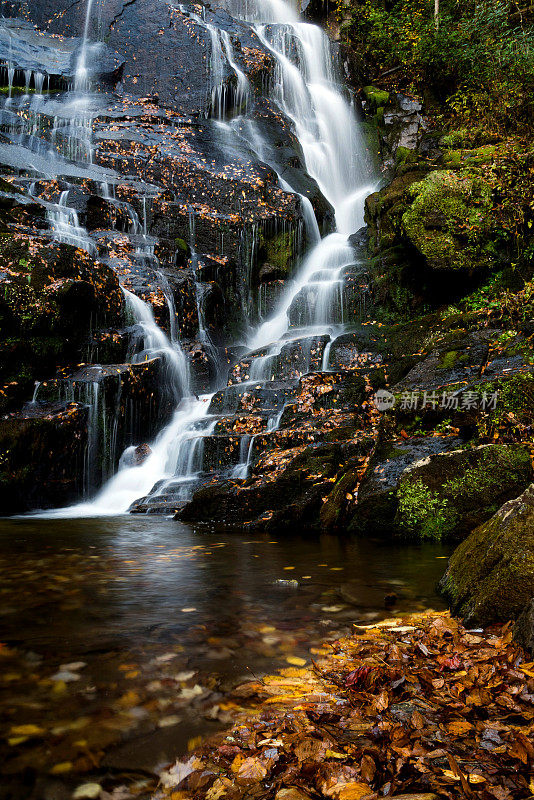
[155,612,534,800]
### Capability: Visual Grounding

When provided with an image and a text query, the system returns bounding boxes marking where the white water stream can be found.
[27,0,376,517]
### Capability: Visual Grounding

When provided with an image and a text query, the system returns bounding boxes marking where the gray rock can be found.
[0,18,123,88]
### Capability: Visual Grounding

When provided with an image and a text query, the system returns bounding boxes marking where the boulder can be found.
[401,170,496,274]
[515,600,534,653]
[439,484,534,647]
[395,443,532,540]
[349,435,462,534]
[0,401,88,513]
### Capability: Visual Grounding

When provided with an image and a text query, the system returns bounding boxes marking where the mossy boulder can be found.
[349,435,462,534]
[439,484,534,649]
[257,230,298,281]
[395,444,532,540]
[401,170,496,273]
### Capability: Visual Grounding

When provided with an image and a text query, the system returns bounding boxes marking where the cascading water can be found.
[30,0,376,516]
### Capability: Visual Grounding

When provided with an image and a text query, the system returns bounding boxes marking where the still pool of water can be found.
[0,517,451,798]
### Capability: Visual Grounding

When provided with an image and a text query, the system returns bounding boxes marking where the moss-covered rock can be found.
[258,229,298,280]
[362,85,390,112]
[439,484,534,644]
[395,444,532,540]
[401,170,496,273]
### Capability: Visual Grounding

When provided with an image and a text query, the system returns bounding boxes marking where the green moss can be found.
[362,85,390,111]
[262,230,296,274]
[443,145,497,168]
[396,146,418,167]
[443,446,530,502]
[439,484,534,626]
[360,121,381,164]
[440,129,470,149]
[439,350,459,369]
[401,170,495,272]
[396,445,531,541]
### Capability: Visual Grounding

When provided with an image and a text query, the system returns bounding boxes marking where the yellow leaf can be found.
[325,749,346,759]
[519,666,534,678]
[441,769,460,781]
[447,719,473,736]
[50,762,72,775]
[328,782,373,799]
[468,774,486,784]
[10,724,45,736]
[286,656,306,667]
[231,754,246,774]
[188,735,202,751]
[116,690,140,708]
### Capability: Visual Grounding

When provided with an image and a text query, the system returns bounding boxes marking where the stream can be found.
[0,518,450,798]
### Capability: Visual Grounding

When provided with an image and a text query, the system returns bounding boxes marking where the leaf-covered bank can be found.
[154,611,534,800]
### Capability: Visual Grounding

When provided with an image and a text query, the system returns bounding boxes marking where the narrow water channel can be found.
[0,518,450,799]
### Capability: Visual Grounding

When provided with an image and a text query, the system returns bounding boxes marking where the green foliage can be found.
[340,0,534,131]
[397,477,454,539]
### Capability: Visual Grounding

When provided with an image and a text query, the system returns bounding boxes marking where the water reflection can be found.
[0,517,450,798]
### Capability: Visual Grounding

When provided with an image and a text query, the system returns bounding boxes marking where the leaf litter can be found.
[155,611,534,800]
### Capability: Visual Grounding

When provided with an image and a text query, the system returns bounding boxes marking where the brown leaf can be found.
[326,782,375,800]
[235,756,268,785]
[360,754,376,782]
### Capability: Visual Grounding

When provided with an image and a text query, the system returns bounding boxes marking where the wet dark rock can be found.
[179,439,374,533]
[350,435,463,534]
[0,401,88,513]
[0,233,124,413]
[35,360,172,491]
[208,382,297,416]
[0,18,124,90]
[392,329,495,392]
[394,443,533,540]
[515,599,534,654]
[133,443,152,465]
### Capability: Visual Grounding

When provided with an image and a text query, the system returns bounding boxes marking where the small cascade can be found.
[47,190,97,253]
[123,288,190,408]
[74,0,96,91]
[220,29,250,114]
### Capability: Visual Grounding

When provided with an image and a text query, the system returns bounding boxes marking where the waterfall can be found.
[28,0,376,518]
[74,0,95,90]
[123,288,190,407]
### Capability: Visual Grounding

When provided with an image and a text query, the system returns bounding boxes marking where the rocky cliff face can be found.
[0,0,336,510]
[1,0,533,534]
